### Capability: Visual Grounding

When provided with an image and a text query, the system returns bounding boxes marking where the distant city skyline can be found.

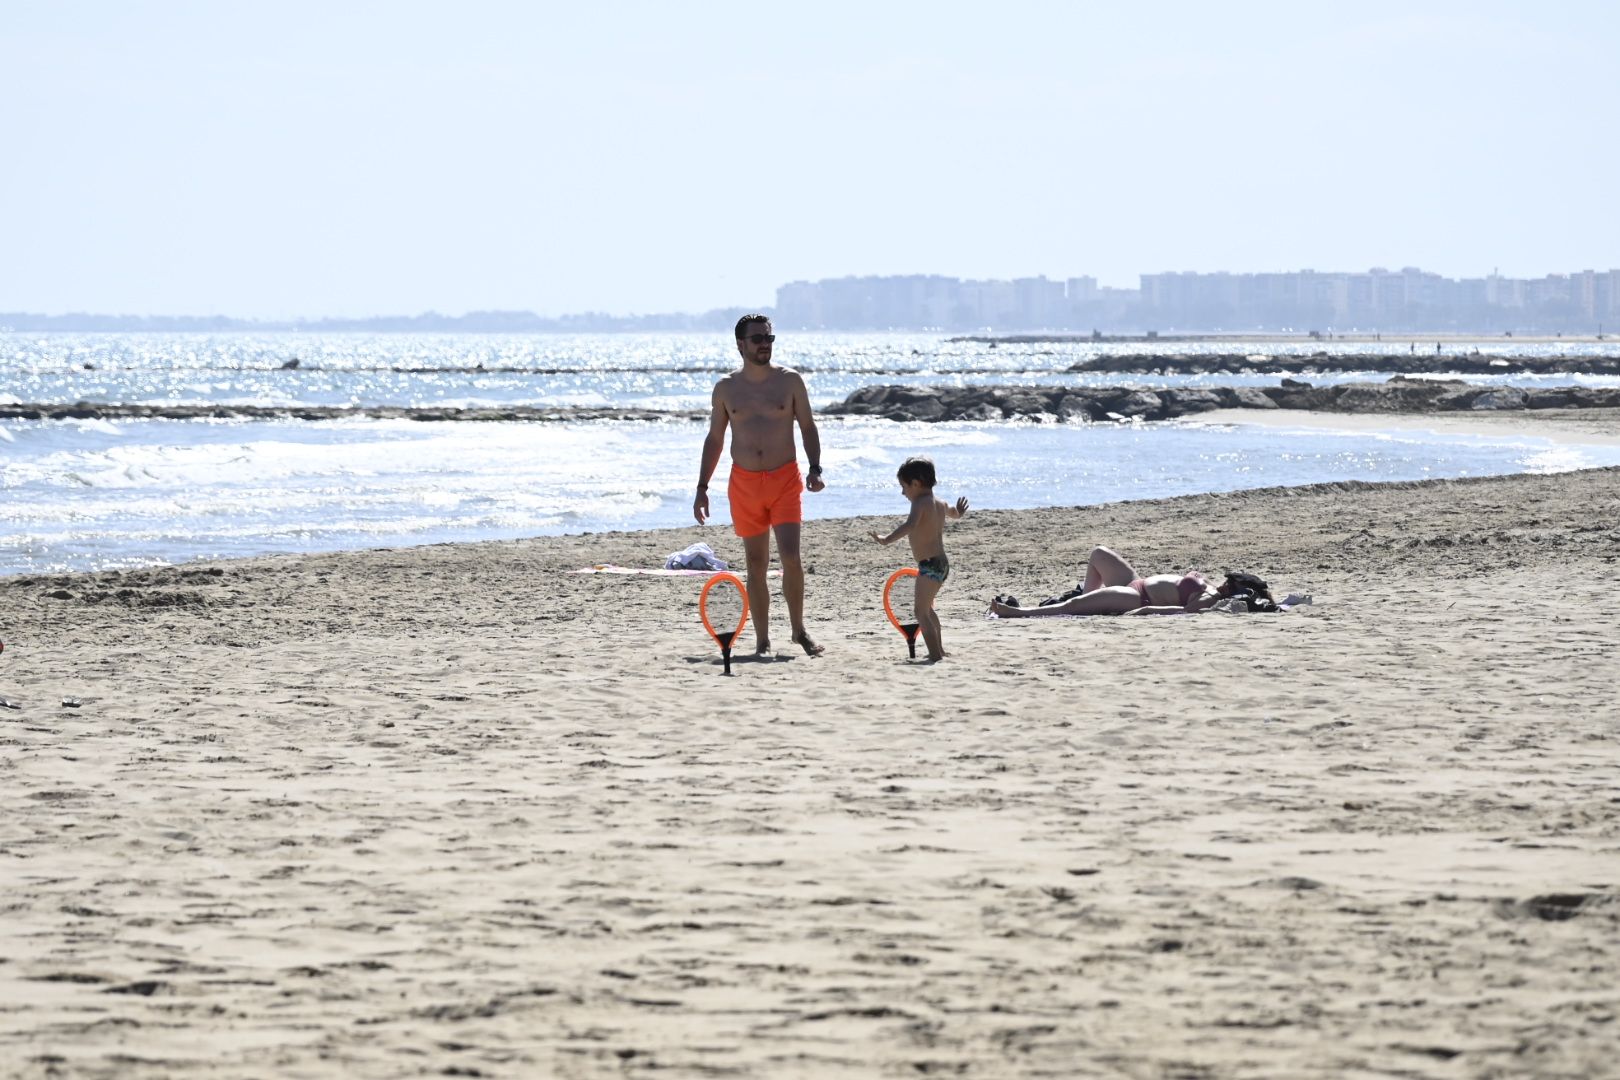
[6,262,1618,334]
[3,2,1617,320]
[776,265,1620,332]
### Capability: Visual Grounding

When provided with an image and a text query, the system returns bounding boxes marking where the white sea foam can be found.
[1522,445,1592,473]
[7,410,1616,579]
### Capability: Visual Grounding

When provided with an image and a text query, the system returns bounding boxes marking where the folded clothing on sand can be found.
[665,542,728,571]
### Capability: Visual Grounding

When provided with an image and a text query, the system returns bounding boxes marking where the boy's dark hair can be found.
[734,314,770,339]
[897,456,936,488]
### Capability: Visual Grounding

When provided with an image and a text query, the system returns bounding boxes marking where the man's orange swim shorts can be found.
[728,461,803,537]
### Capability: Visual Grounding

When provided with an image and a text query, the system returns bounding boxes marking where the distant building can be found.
[772,267,1618,332]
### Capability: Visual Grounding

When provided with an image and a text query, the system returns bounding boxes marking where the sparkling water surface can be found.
[5,332,1620,575]
[7,331,1620,411]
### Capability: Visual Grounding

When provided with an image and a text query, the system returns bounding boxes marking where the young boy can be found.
[869,456,969,662]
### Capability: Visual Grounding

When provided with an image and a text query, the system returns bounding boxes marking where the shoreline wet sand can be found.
[1196,405,1620,444]
[1,427,1617,1076]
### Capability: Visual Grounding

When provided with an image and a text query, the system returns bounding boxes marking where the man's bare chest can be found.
[726,380,793,420]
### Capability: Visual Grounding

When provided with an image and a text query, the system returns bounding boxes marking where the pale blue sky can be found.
[3,1,1615,318]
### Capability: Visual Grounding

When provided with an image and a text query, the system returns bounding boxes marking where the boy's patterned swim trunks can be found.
[918,554,949,583]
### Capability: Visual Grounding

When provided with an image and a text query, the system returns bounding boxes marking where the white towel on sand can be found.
[664,543,728,572]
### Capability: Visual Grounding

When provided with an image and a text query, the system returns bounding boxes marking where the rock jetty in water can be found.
[822,379,1620,423]
[0,403,702,423]
[1063,353,1620,377]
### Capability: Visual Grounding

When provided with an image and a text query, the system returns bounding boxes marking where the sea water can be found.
[4,332,1620,575]
[8,331,1620,412]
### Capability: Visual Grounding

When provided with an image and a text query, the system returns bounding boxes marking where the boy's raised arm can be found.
[870,498,922,545]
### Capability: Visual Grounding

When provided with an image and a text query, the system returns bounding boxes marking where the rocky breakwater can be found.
[1065,353,1620,376]
[0,403,702,423]
[822,378,1620,423]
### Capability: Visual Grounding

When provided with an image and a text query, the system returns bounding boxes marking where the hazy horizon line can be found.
[10,261,1620,326]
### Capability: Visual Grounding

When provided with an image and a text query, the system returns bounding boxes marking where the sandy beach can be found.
[2,414,1618,1078]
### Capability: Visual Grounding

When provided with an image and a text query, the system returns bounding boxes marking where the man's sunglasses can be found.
[746,334,776,344]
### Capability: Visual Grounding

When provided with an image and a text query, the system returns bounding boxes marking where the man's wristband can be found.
[807,464,823,476]
[696,483,708,492]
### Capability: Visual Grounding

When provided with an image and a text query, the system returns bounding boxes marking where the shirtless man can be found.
[694,315,826,656]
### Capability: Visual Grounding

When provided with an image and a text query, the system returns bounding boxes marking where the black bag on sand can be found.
[1223,571,1279,613]
[1039,582,1088,606]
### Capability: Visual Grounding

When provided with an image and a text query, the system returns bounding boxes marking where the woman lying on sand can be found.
[990,546,1274,617]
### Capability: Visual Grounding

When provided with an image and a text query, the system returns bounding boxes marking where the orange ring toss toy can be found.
[699,572,749,674]
[882,568,922,659]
